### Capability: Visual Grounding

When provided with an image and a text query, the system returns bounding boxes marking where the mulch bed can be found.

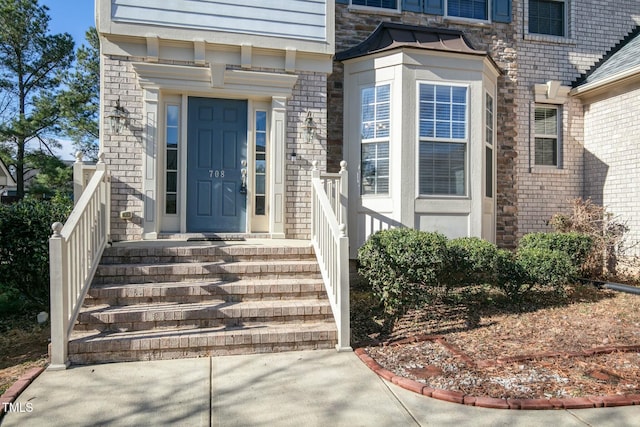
[352,283,640,404]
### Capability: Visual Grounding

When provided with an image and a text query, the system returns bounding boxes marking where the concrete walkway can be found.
[1,350,638,426]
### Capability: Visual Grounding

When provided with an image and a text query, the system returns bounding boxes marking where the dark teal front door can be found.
[187,97,247,232]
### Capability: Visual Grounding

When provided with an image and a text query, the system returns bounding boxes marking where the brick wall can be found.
[286,72,328,240]
[583,84,640,255]
[513,0,640,239]
[102,56,145,242]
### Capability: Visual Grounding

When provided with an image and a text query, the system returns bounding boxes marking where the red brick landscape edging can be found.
[354,348,640,410]
[0,367,45,419]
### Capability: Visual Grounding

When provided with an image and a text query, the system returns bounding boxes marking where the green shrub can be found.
[0,194,72,308]
[494,249,529,299]
[519,232,593,273]
[445,237,500,287]
[517,247,576,295]
[357,228,447,315]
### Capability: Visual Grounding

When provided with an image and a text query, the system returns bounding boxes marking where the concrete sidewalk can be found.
[1,350,637,426]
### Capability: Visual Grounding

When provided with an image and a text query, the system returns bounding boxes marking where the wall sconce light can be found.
[107,98,127,134]
[304,111,316,143]
[290,151,297,163]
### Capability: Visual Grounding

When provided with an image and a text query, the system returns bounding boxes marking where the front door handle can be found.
[240,167,247,195]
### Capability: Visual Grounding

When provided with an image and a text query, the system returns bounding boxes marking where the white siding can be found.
[112,0,327,41]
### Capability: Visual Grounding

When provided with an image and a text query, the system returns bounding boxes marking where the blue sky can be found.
[39,0,96,159]
[41,0,95,48]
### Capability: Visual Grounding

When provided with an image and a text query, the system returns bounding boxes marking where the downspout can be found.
[580,278,640,295]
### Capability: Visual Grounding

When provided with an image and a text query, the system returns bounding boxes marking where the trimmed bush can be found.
[0,194,72,308]
[445,237,500,287]
[494,249,529,299]
[357,228,447,315]
[518,232,593,273]
[517,247,576,295]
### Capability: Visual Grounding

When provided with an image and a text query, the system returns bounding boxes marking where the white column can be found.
[269,96,287,238]
[142,88,159,239]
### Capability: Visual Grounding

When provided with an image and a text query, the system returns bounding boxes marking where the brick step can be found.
[93,260,321,285]
[100,245,315,265]
[75,299,334,332]
[68,322,338,364]
[84,278,327,306]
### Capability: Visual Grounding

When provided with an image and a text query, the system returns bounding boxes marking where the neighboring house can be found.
[0,157,17,203]
[95,0,640,253]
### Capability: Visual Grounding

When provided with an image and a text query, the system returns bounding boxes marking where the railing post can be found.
[338,160,348,230]
[97,153,110,242]
[337,224,351,352]
[73,152,84,206]
[49,222,70,370]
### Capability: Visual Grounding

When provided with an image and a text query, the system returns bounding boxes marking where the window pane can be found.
[362,87,374,105]
[255,196,266,216]
[436,85,451,103]
[420,83,467,141]
[420,84,435,102]
[167,172,177,193]
[352,0,397,9]
[256,175,266,195]
[420,120,434,138]
[256,133,266,151]
[485,146,493,198]
[529,0,565,36]
[256,111,267,132]
[376,85,390,102]
[448,0,487,20]
[167,105,179,127]
[419,142,466,196]
[452,123,466,139]
[451,104,466,122]
[535,107,557,135]
[166,194,177,215]
[362,84,391,141]
[256,160,266,174]
[361,142,389,195]
[166,128,178,147]
[436,121,451,138]
[166,150,177,170]
[485,93,494,146]
[535,137,558,166]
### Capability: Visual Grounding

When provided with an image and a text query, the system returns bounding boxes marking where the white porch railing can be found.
[49,155,111,369]
[311,160,351,352]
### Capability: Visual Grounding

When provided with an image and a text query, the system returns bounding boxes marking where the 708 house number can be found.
[3,402,34,413]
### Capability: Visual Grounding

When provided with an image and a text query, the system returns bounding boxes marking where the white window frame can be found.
[417,81,469,198]
[360,84,391,196]
[484,92,494,199]
[528,0,567,38]
[446,0,491,22]
[533,104,561,167]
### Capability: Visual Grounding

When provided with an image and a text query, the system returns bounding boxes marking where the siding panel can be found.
[112,0,327,41]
